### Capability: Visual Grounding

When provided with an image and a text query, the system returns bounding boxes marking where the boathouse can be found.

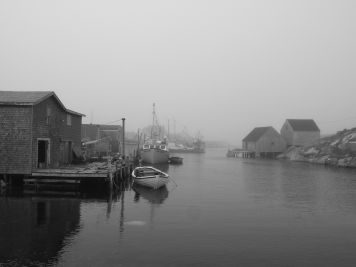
[242,126,286,158]
[280,119,320,147]
[0,91,85,177]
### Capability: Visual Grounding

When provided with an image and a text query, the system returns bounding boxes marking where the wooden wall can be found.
[32,96,82,168]
[242,128,286,154]
[281,121,320,147]
[256,128,286,153]
[0,106,33,174]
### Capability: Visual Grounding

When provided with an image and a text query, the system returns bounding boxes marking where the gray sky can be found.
[1,0,355,145]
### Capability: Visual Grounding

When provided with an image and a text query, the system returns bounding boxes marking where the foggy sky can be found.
[1,0,355,145]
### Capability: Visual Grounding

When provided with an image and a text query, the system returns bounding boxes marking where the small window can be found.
[67,114,72,126]
[46,106,51,125]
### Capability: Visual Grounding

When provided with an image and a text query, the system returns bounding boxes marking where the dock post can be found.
[108,157,113,191]
[122,118,126,157]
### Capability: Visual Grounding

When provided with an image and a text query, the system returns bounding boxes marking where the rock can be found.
[326,157,338,166]
[349,158,356,168]
[338,158,348,167]
[314,155,328,165]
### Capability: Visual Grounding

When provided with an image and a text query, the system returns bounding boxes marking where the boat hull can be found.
[169,156,183,164]
[141,149,169,164]
[134,175,169,189]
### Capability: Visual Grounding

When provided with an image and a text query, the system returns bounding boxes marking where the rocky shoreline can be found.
[277,128,356,168]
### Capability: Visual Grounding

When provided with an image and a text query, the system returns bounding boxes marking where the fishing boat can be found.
[132,166,169,189]
[141,103,169,164]
[142,141,169,164]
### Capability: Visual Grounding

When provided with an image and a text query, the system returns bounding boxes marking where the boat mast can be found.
[151,103,160,140]
[151,103,155,139]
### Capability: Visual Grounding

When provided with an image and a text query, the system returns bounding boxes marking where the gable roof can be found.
[243,127,272,142]
[286,119,319,132]
[0,91,53,105]
[0,91,85,116]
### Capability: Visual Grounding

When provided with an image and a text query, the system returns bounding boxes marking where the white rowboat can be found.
[132,166,169,189]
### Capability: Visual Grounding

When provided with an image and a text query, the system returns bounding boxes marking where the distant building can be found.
[82,124,121,156]
[280,119,320,147]
[0,91,84,175]
[242,126,286,158]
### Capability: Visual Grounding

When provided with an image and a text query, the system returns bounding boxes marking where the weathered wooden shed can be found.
[82,124,121,154]
[280,119,320,147]
[0,91,85,176]
[242,126,286,158]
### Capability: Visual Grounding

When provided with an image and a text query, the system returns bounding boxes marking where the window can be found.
[46,106,51,125]
[67,114,72,126]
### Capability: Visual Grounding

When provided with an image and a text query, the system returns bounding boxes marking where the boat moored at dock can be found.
[132,166,169,189]
[169,156,183,164]
[141,142,169,164]
[141,103,170,164]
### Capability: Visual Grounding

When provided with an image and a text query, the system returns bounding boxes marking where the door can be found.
[37,139,50,168]
[60,141,72,165]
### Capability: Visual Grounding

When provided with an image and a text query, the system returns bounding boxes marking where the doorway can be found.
[37,139,50,168]
[60,140,72,165]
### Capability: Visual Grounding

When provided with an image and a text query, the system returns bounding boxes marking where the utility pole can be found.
[122,118,125,156]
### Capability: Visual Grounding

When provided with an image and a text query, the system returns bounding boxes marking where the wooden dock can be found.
[23,160,134,189]
[226,149,255,158]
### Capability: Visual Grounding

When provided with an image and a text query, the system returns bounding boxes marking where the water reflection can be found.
[132,184,169,205]
[132,184,169,230]
[242,160,356,214]
[0,193,81,266]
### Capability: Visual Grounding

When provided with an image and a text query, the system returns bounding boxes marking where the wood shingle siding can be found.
[281,119,320,147]
[0,106,33,174]
[242,126,286,156]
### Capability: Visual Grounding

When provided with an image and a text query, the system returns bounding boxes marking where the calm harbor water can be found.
[2,148,356,266]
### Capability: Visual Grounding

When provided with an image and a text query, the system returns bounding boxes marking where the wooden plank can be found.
[31,172,107,178]
[24,178,80,184]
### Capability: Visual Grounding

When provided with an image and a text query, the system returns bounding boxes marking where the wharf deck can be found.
[31,169,108,178]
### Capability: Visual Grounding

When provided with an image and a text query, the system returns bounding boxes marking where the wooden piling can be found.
[108,157,113,190]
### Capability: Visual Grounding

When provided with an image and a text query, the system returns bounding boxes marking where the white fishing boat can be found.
[132,166,169,189]
[142,141,169,164]
[141,103,169,164]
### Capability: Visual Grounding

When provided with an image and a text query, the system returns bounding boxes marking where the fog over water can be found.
[1,0,355,144]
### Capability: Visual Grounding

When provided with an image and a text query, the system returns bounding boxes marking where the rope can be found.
[168,177,178,187]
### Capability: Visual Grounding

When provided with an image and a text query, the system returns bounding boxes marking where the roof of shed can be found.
[0,91,85,116]
[243,126,272,142]
[0,91,53,105]
[286,119,319,131]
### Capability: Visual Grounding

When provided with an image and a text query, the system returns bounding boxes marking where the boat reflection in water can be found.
[133,184,169,205]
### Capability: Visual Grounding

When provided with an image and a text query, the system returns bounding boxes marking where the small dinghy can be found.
[169,156,183,164]
[132,166,169,189]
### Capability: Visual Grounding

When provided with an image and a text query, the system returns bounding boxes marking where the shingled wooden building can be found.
[280,119,320,147]
[242,126,286,158]
[0,91,84,177]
